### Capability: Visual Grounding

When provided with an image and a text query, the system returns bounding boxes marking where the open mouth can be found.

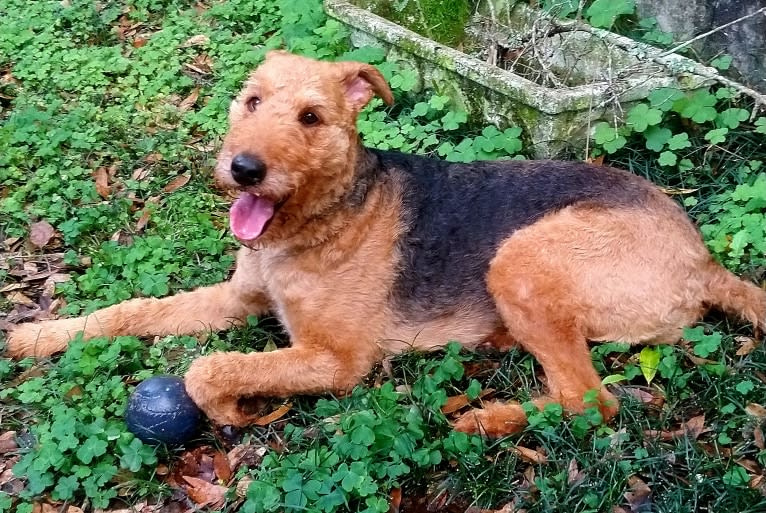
[229,192,285,241]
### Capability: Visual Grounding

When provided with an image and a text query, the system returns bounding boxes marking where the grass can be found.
[1,0,765,512]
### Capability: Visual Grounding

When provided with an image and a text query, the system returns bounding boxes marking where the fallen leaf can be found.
[0,431,17,454]
[179,87,200,112]
[136,207,153,232]
[623,475,652,512]
[163,174,190,193]
[145,152,163,164]
[755,425,765,450]
[133,35,150,48]
[644,415,709,441]
[567,457,586,486]
[132,166,151,181]
[182,475,228,508]
[736,458,761,474]
[92,166,111,198]
[735,336,759,356]
[236,476,253,498]
[659,186,699,195]
[513,446,547,464]
[586,154,605,166]
[7,291,35,306]
[254,402,292,426]
[442,394,470,414]
[227,443,267,470]
[212,451,232,483]
[746,403,766,418]
[182,34,210,47]
[29,221,55,248]
[389,487,402,513]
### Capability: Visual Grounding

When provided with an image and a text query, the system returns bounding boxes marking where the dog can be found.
[6,51,765,437]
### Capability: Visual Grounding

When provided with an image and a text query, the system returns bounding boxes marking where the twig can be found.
[657,6,766,58]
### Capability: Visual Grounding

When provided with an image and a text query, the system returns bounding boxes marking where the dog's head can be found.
[216,51,393,247]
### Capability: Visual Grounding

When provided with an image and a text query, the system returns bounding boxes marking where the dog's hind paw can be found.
[452,402,528,438]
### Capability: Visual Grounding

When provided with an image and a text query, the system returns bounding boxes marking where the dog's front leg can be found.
[184,339,380,426]
[5,250,271,358]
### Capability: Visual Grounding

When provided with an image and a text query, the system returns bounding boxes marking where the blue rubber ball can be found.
[125,375,202,446]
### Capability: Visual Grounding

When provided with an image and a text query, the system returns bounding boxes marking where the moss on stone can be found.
[352,0,471,47]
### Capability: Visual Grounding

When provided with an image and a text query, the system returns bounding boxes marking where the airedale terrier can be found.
[6,52,766,436]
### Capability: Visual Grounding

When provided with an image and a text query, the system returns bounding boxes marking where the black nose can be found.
[231,153,266,186]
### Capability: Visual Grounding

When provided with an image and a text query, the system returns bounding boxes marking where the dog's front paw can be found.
[5,323,54,359]
[453,402,528,438]
[185,353,259,427]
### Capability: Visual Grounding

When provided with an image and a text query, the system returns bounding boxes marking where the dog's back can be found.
[372,150,677,320]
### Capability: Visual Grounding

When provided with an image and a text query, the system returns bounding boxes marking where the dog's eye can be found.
[246,96,261,112]
[299,111,320,126]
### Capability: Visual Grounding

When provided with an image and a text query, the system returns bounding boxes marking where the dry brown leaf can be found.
[254,402,292,426]
[132,166,151,181]
[236,476,253,498]
[212,451,232,483]
[182,475,228,508]
[227,443,268,470]
[567,457,586,486]
[133,35,150,48]
[624,475,652,512]
[29,220,55,248]
[163,174,191,193]
[182,34,210,47]
[645,414,709,441]
[136,208,153,232]
[735,335,759,356]
[7,291,35,306]
[746,403,766,418]
[755,425,765,450]
[145,152,163,164]
[659,186,699,195]
[513,446,547,464]
[0,282,27,293]
[737,458,761,474]
[179,87,200,112]
[92,166,111,199]
[586,154,605,166]
[442,394,470,414]
[389,487,402,513]
[0,431,17,454]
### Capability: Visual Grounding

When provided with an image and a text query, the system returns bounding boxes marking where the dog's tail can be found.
[705,261,766,332]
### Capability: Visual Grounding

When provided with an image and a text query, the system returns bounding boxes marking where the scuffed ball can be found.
[125,375,202,445]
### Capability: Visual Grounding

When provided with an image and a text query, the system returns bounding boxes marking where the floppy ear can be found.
[340,62,394,111]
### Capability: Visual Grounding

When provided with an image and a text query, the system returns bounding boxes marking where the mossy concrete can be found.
[325,0,713,157]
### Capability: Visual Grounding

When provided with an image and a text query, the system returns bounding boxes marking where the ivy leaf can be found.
[76,436,108,464]
[52,475,80,501]
[644,126,671,151]
[754,117,766,134]
[667,132,691,150]
[658,151,677,167]
[627,103,662,132]
[710,54,732,70]
[674,90,718,123]
[736,379,755,395]
[717,108,749,129]
[648,87,684,111]
[639,346,661,384]
[586,0,635,28]
[704,127,729,145]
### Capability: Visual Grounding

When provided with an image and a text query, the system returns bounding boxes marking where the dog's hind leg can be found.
[454,252,618,437]
[5,250,270,358]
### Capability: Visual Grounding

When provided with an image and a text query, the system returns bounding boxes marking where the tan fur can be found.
[5,52,765,434]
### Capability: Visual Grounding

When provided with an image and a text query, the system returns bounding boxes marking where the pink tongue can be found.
[230,193,275,241]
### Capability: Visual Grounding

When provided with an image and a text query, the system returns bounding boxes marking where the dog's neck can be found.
[251,145,387,253]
